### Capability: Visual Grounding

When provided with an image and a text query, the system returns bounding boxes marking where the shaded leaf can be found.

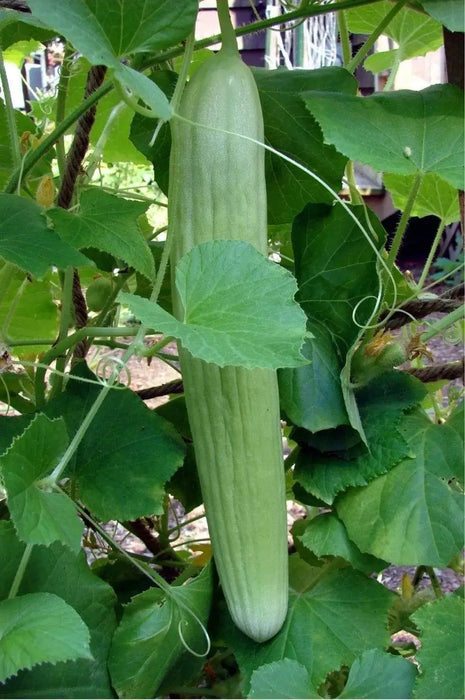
[49,189,154,280]
[250,658,319,699]
[221,556,395,691]
[252,66,357,224]
[0,523,117,698]
[279,330,349,433]
[337,410,464,567]
[120,240,308,369]
[339,648,417,699]
[109,565,212,698]
[295,372,427,504]
[384,172,460,223]
[295,512,387,574]
[304,84,464,189]
[0,414,83,551]
[412,595,464,699]
[0,195,91,278]
[0,593,91,684]
[44,364,186,522]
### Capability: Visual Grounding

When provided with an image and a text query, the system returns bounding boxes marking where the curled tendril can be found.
[444,322,464,346]
[95,355,132,388]
[176,608,211,658]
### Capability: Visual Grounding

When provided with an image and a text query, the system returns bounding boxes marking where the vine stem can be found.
[55,42,74,179]
[420,305,464,343]
[337,10,352,67]
[386,172,423,270]
[0,42,22,172]
[417,217,446,290]
[8,543,33,599]
[217,0,239,55]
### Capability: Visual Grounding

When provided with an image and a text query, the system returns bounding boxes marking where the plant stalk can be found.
[8,543,33,599]
[386,172,422,269]
[417,217,446,290]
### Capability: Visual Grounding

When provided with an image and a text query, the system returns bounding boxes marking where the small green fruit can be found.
[86,277,112,312]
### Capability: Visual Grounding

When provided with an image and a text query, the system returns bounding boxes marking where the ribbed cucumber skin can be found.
[169,49,288,642]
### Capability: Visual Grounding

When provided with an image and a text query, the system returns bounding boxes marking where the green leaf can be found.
[0,195,91,278]
[250,659,320,699]
[337,410,464,567]
[295,512,387,574]
[49,189,154,280]
[27,0,117,66]
[338,648,417,699]
[0,267,58,356]
[412,595,465,699]
[252,66,357,224]
[84,0,198,56]
[0,592,92,684]
[0,414,83,551]
[304,84,464,189]
[346,2,443,71]
[44,363,186,522]
[0,523,117,698]
[221,556,395,690]
[109,565,212,698]
[420,0,464,32]
[383,172,460,223]
[120,240,308,369]
[295,372,427,504]
[279,329,350,434]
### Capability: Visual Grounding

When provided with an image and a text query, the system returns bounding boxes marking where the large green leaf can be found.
[120,240,308,369]
[295,512,387,575]
[0,522,117,698]
[0,414,83,551]
[26,0,172,121]
[420,0,464,32]
[294,372,427,504]
[84,0,198,56]
[252,66,356,224]
[109,565,212,698]
[0,195,91,278]
[249,659,320,699]
[338,648,417,699]
[337,410,464,567]
[44,364,186,522]
[0,267,58,356]
[304,84,464,189]
[0,593,92,684]
[221,556,395,690]
[384,172,460,223]
[49,189,154,280]
[346,1,443,72]
[412,595,464,699]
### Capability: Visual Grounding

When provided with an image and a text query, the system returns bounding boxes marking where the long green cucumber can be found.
[168,2,288,642]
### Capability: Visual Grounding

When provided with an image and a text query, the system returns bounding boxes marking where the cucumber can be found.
[168,2,288,642]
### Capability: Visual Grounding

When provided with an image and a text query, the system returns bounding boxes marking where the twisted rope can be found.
[405,358,464,383]
[384,295,463,330]
[56,65,107,360]
[136,379,184,401]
